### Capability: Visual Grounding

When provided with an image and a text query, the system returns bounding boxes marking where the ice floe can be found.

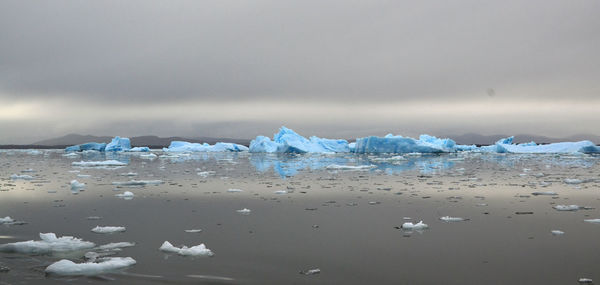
[236,208,251,214]
[45,257,136,276]
[0,216,15,224]
[115,191,134,199]
[10,174,33,180]
[0,233,95,254]
[440,216,467,222]
[249,127,349,153]
[480,137,600,154]
[159,241,213,256]
[401,221,429,230]
[184,229,202,233]
[163,141,248,152]
[72,160,128,167]
[325,164,376,170]
[70,180,85,191]
[584,219,600,224]
[553,205,580,211]
[91,226,126,234]
[551,230,565,235]
[95,242,135,251]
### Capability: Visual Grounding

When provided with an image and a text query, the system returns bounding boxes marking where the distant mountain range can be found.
[2,132,597,149]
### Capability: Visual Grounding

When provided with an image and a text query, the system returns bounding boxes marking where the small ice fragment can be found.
[77,174,91,178]
[578,278,593,284]
[564,179,583,185]
[236,208,251,214]
[325,164,375,170]
[10,174,33,180]
[0,233,95,254]
[91,226,126,234]
[584,219,600,224]
[159,241,213,256]
[96,242,135,251]
[139,153,157,159]
[120,172,138,176]
[72,160,128,167]
[184,229,202,233]
[112,180,163,186]
[115,191,134,199]
[0,217,15,224]
[227,189,243,193]
[70,180,85,190]
[553,205,580,211]
[440,216,466,222]
[531,191,557,196]
[401,221,428,230]
[300,268,321,275]
[86,216,102,220]
[551,230,565,235]
[274,190,287,194]
[45,257,136,276]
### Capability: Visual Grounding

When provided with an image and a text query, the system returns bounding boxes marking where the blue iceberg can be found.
[128,147,150,152]
[105,136,131,152]
[352,134,475,154]
[480,136,600,154]
[249,127,350,153]
[163,141,248,152]
[65,142,107,152]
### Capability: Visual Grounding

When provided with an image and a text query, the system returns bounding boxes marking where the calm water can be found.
[1,150,599,284]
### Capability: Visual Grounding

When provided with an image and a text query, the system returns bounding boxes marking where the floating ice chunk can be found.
[531,191,557,196]
[72,160,128,167]
[63,152,79,157]
[480,137,600,154]
[325,164,376,170]
[553,205,580,211]
[112,180,163,186]
[579,278,593,283]
[353,134,474,154]
[164,141,248,152]
[128,147,150,152]
[91,226,126,234]
[584,219,600,224]
[115,191,134,199]
[551,230,565,235]
[227,189,243,193]
[273,190,287,194]
[440,216,467,222]
[0,233,95,254]
[159,241,213,256]
[249,127,349,153]
[120,172,138,176]
[70,180,85,190]
[86,216,102,220]
[0,217,15,224]
[96,242,135,251]
[401,221,429,230]
[65,142,107,152]
[139,153,157,159]
[300,268,321,275]
[45,257,136,276]
[198,171,215,177]
[105,136,131,152]
[564,179,583,185]
[184,229,202,233]
[10,174,33,180]
[236,208,251,214]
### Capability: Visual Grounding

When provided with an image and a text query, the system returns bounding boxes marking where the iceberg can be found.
[72,160,128,167]
[45,257,136,276]
[353,134,475,154]
[0,233,95,254]
[159,241,214,256]
[440,216,467,222]
[128,147,150,152]
[163,141,248,152]
[249,127,349,153]
[480,136,600,154]
[401,221,429,230]
[91,226,126,234]
[10,174,33,180]
[65,142,107,152]
[553,205,580,211]
[0,216,15,224]
[105,136,131,152]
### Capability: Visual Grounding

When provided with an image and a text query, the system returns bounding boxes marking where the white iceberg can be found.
[564,179,584,185]
[584,219,600,224]
[184,229,202,233]
[115,191,134,199]
[480,137,600,154]
[0,233,95,254]
[440,216,467,222]
[91,226,126,234]
[163,141,248,152]
[236,208,251,214]
[551,230,565,235]
[70,180,85,190]
[401,221,429,230]
[0,216,15,224]
[72,160,128,167]
[45,257,136,276]
[105,136,131,152]
[10,174,33,180]
[273,190,287,194]
[249,127,349,153]
[227,188,243,193]
[553,205,580,211]
[159,241,213,256]
[96,242,135,251]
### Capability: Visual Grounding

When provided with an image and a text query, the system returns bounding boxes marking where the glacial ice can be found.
[0,233,95,254]
[72,160,128,167]
[353,134,475,154]
[401,221,429,230]
[112,180,163,186]
[65,142,107,152]
[10,174,33,180]
[0,216,15,224]
[440,216,467,222]
[249,127,349,153]
[163,141,248,152]
[236,208,251,214]
[185,229,203,233]
[128,147,150,152]
[70,180,85,190]
[91,226,126,234]
[159,241,214,256]
[325,164,376,171]
[45,257,136,276]
[105,136,131,152]
[551,230,565,235]
[95,242,135,251]
[584,219,600,224]
[553,205,580,211]
[115,191,134,199]
[480,136,600,154]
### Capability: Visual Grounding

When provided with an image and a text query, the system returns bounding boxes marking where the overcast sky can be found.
[1,0,598,143]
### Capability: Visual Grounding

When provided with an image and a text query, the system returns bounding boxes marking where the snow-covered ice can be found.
[45,257,136,276]
[95,242,135,251]
[159,241,214,256]
[91,226,126,234]
[115,191,134,199]
[0,233,95,254]
[184,229,202,233]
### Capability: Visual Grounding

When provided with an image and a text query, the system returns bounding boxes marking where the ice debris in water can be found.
[184,229,202,233]
[274,190,287,194]
[112,180,163,186]
[553,205,580,211]
[584,219,600,224]
[401,221,429,230]
[65,142,107,152]
[227,188,243,193]
[0,233,95,254]
[551,230,565,235]
[70,180,85,190]
[115,191,134,199]
[531,191,557,196]
[96,242,135,251]
[104,136,131,152]
[10,174,33,180]
[159,241,214,256]
[249,126,349,153]
[564,179,583,185]
[300,268,321,275]
[354,134,475,154]
[163,141,248,152]
[129,146,150,152]
[120,172,138,176]
[0,216,15,224]
[479,136,600,154]
[578,278,593,284]
[440,216,467,222]
[72,160,128,167]
[325,164,376,170]
[236,208,251,214]
[91,226,126,234]
[45,257,136,276]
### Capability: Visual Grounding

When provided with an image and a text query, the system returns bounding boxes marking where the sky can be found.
[1,0,599,144]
